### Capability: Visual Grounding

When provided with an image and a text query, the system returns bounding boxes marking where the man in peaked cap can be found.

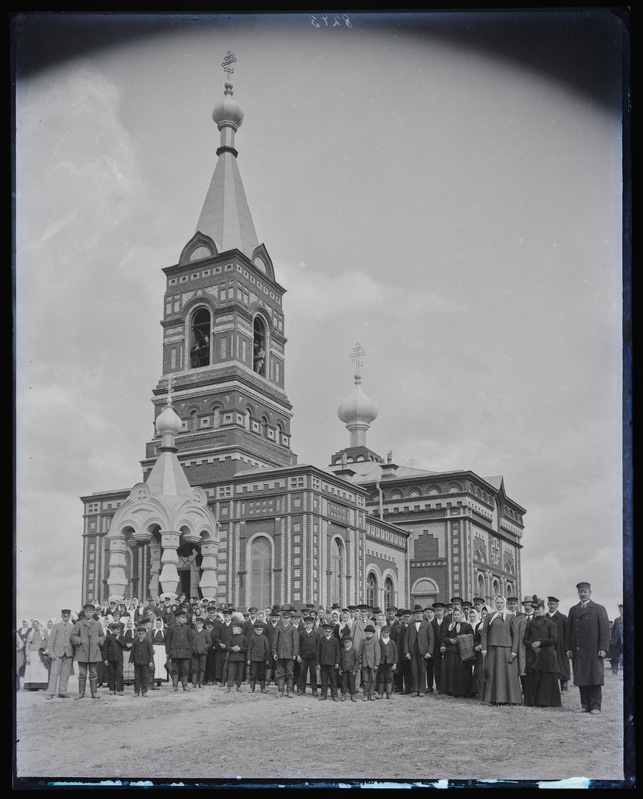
[515,596,534,693]
[264,607,281,686]
[395,608,413,694]
[70,602,106,700]
[546,596,570,691]
[506,596,520,616]
[472,597,485,614]
[565,582,610,713]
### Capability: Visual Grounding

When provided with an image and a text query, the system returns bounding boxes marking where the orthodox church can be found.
[80,71,526,611]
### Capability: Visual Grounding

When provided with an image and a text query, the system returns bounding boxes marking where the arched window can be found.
[411,577,438,608]
[383,577,394,608]
[477,574,485,601]
[253,316,267,376]
[330,539,343,605]
[190,308,211,368]
[366,573,377,608]
[492,579,500,597]
[250,537,271,610]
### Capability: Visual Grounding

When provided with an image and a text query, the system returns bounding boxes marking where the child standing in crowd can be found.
[339,633,360,702]
[104,622,129,695]
[359,624,381,700]
[226,620,248,692]
[377,625,397,699]
[129,625,155,697]
[317,622,340,701]
[246,619,271,693]
[151,617,168,689]
[191,616,211,689]
[272,610,299,699]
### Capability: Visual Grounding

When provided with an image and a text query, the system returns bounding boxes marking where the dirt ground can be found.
[14,670,629,788]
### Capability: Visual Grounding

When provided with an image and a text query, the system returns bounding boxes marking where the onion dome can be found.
[337,374,379,426]
[212,80,245,130]
[155,403,182,439]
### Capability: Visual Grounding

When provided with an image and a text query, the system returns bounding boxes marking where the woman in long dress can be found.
[469,609,485,698]
[23,619,50,691]
[523,596,562,707]
[479,595,523,705]
[439,608,474,697]
[120,616,136,685]
[151,617,169,687]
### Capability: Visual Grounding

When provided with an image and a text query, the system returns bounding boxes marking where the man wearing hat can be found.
[44,609,75,699]
[506,596,520,616]
[296,615,319,696]
[70,602,106,700]
[404,604,434,697]
[263,607,281,686]
[317,622,340,701]
[546,596,571,691]
[272,609,299,698]
[472,597,485,615]
[564,582,611,713]
[395,609,413,694]
[165,609,195,692]
[608,604,624,676]
[516,596,534,695]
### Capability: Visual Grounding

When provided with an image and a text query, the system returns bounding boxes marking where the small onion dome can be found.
[337,375,379,426]
[155,404,182,437]
[212,81,244,130]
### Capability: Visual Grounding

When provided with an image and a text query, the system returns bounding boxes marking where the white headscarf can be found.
[489,595,509,625]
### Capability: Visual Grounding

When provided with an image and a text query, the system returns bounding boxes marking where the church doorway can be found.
[177,543,203,599]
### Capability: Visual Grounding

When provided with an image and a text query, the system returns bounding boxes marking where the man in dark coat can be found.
[546,596,571,691]
[564,582,611,713]
[70,602,106,700]
[165,609,194,692]
[608,604,624,675]
[404,604,435,697]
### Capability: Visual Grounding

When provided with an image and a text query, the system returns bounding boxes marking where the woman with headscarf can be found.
[151,616,169,687]
[522,595,562,707]
[23,619,50,690]
[120,616,136,685]
[439,607,474,697]
[479,595,523,705]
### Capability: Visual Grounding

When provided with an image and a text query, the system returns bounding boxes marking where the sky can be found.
[13,11,630,627]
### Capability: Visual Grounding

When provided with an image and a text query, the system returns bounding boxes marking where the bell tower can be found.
[142,55,297,481]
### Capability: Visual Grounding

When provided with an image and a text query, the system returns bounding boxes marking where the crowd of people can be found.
[16,582,621,712]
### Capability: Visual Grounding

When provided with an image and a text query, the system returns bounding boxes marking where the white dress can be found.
[23,631,50,689]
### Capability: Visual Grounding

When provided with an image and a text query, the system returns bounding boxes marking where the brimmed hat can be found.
[364,624,375,633]
[413,604,424,613]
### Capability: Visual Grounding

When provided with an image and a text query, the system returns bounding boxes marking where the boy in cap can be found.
[264,607,281,686]
[272,610,299,698]
[44,609,75,699]
[226,618,248,692]
[129,625,155,697]
[165,609,194,692]
[317,622,340,701]
[296,615,319,696]
[191,615,212,689]
[246,619,271,693]
[103,621,129,695]
[359,624,381,700]
[339,633,360,701]
[377,625,397,699]
[70,602,106,700]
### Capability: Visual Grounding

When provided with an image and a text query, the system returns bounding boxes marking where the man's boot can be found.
[260,681,267,693]
[192,673,198,689]
[89,678,101,699]
[341,692,346,701]
[182,677,189,691]
[199,671,205,688]
[386,681,393,699]
[277,678,284,698]
[377,683,384,699]
[285,679,293,698]
[250,679,256,692]
[74,676,86,700]
[311,687,318,697]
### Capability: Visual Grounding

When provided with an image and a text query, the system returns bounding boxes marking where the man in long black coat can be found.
[546,596,571,691]
[564,582,610,714]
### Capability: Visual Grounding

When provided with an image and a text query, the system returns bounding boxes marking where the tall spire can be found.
[194,52,259,258]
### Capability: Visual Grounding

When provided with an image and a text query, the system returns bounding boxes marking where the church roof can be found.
[194,79,259,259]
[144,397,192,501]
